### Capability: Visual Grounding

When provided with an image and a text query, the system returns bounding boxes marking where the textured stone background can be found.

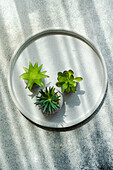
[0,0,113,169]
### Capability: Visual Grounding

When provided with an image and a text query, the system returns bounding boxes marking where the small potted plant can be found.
[56,70,83,93]
[19,61,49,90]
[34,86,63,114]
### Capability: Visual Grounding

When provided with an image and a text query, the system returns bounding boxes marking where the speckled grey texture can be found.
[0,0,113,169]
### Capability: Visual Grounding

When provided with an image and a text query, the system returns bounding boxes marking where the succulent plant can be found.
[19,61,49,90]
[35,87,61,114]
[56,70,83,93]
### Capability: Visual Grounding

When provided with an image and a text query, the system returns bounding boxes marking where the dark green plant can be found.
[56,70,83,93]
[35,87,60,114]
[19,61,49,90]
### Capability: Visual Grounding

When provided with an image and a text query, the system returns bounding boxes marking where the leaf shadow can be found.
[63,84,85,108]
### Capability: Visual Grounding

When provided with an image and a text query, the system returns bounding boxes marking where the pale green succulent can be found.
[19,61,49,90]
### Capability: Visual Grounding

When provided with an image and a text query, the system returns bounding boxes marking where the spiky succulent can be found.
[56,70,83,93]
[35,87,61,114]
[19,61,49,90]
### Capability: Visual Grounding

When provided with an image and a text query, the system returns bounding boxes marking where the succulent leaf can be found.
[68,70,74,76]
[61,88,65,93]
[34,61,38,68]
[49,103,52,113]
[63,71,69,78]
[56,82,62,87]
[58,72,63,77]
[41,71,47,74]
[23,67,29,72]
[43,102,48,112]
[29,62,33,71]
[37,64,43,73]
[51,102,57,110]
[19,73,29,80]
[66,87,71,93]
[71,87,77,93]
[62,83,68,89]
[74,77,83,82]
[58,76,67,82]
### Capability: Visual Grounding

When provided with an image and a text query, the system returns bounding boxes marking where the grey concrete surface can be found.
[0,0,113,169]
